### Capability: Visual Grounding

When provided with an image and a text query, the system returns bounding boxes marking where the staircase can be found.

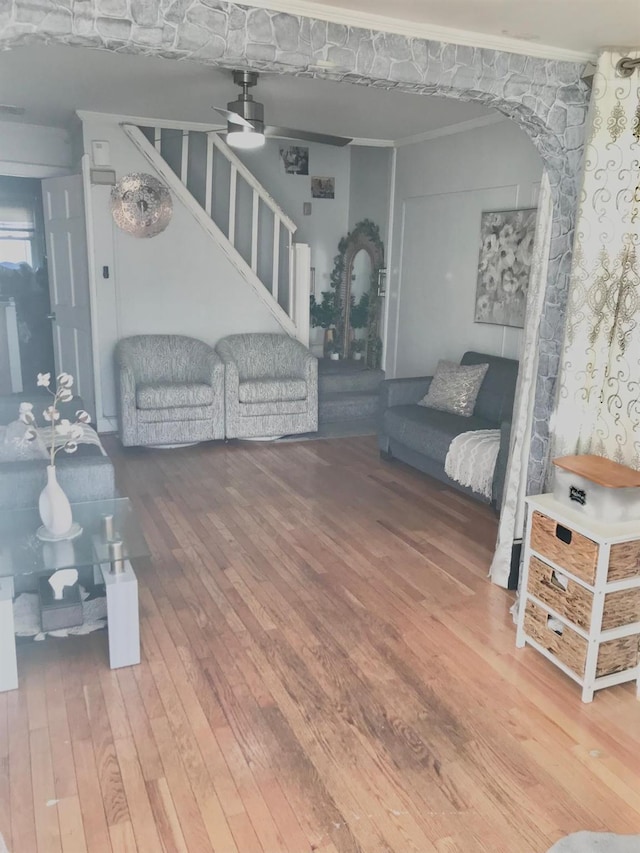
[121,122,311,344]
[318,359,384,437]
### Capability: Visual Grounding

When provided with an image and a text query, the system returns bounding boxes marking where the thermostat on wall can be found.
[91,139,111,167]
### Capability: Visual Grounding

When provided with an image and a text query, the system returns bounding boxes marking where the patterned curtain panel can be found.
[553,50,640,468]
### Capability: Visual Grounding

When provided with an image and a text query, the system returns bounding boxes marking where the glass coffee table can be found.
[0,497,148,692]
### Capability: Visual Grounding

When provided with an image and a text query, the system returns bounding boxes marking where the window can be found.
[0,201,36,267]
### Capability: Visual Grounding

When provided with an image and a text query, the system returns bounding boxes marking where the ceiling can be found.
[249,0,640,59]
[0,44,496,142]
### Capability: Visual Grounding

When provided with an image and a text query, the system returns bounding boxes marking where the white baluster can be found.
[272,218,280,304]
[251,190,259,273]
[180,131,189,185]
[288,230,294,319]
[205,135,213,217]
[154,127,161,151]
[229,165,237,245]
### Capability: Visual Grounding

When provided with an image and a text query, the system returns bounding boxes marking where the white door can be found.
[41,175,95,420]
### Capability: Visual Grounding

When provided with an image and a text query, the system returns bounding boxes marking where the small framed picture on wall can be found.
[311,177,335,199]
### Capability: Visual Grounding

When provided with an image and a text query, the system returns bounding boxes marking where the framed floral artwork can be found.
[474,208,537,328]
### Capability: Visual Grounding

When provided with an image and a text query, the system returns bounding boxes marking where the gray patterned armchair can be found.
[215,333,318,439]
[115,335,225,447]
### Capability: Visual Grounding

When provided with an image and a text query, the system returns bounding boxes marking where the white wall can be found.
[348,146,392,237]
[81,116,284,431]
[386,119,543,378]
[0,121,73,177]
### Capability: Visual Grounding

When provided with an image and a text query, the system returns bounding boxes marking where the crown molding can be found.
[394,113,507,147]
[349,137,394,147]
[241,0,594,64]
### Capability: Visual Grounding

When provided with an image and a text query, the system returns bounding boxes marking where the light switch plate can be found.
[303,202,312,216]
[90,168,117,186]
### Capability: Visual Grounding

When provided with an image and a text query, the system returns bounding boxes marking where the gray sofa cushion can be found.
[382,405,495,466]
[238,378,308,404]
[461,351,519,424]
[136,381,213,410]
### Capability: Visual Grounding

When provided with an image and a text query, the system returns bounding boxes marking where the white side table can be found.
[516,493,640,703]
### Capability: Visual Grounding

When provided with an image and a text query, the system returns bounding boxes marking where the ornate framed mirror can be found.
[331,219,385,367]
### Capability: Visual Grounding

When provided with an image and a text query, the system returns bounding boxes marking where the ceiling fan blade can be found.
[213,107,255,129]
[265,126,352,147]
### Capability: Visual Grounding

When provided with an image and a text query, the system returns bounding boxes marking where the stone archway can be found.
[1,1,590,492]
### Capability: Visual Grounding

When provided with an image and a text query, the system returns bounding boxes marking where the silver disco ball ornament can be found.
[110,172,173,238]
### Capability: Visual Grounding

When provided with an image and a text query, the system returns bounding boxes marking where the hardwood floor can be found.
[2,435,640,853]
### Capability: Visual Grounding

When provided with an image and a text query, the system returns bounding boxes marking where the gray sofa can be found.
[0,391,115,511]
[115,335,225,447]
[216,333,318,439]
[378,351,518,509]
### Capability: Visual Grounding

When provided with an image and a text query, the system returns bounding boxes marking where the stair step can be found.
[318,359,385,395]
[319,390,379,423]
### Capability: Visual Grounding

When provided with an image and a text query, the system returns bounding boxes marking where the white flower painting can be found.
[474,208,537,328]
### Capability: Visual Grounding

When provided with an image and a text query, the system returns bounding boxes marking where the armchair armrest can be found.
[216,343,240,401]
[196,348,224,387]
[287,338,317,377]
[114,350,138,446]
[379,376,433,410]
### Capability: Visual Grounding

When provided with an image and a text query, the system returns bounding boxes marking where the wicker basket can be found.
[531,511,640,584]
[530,512,599,584]
[524,599,639,677]
[527,556,640,631]
[609,541,640,581]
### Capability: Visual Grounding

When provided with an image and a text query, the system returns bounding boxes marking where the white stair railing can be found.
[124,122,309,344]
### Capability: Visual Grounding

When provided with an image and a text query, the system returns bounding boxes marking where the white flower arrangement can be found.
[20,372,91,466]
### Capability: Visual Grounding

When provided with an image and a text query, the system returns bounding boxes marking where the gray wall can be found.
[348,146,392,238]
[387,119,543,378]
[0,120,73,177]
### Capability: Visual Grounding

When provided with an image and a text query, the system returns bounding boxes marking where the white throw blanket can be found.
[444,429,501,499]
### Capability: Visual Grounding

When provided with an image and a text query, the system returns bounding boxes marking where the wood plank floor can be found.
[2,436,640,853]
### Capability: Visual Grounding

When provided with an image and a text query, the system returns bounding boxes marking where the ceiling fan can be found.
[213,70,352,150]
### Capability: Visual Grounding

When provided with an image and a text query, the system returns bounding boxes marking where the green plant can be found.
[310,291,338,329]
[349,291,369,329]
[351,338,365,355]
[367,336,383,369]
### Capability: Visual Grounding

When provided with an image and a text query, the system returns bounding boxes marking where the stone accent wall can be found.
[1,0,591,492]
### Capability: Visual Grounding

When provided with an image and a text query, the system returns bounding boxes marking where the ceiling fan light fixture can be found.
[226,128,266,150]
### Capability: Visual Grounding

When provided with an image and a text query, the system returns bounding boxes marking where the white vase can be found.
[39,465,73,538]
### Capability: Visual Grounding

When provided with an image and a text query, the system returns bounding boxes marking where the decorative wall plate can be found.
[110,172,172,238]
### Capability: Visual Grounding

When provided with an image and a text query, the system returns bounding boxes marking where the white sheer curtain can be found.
[553,50,640,466]
[490,172,554,587]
